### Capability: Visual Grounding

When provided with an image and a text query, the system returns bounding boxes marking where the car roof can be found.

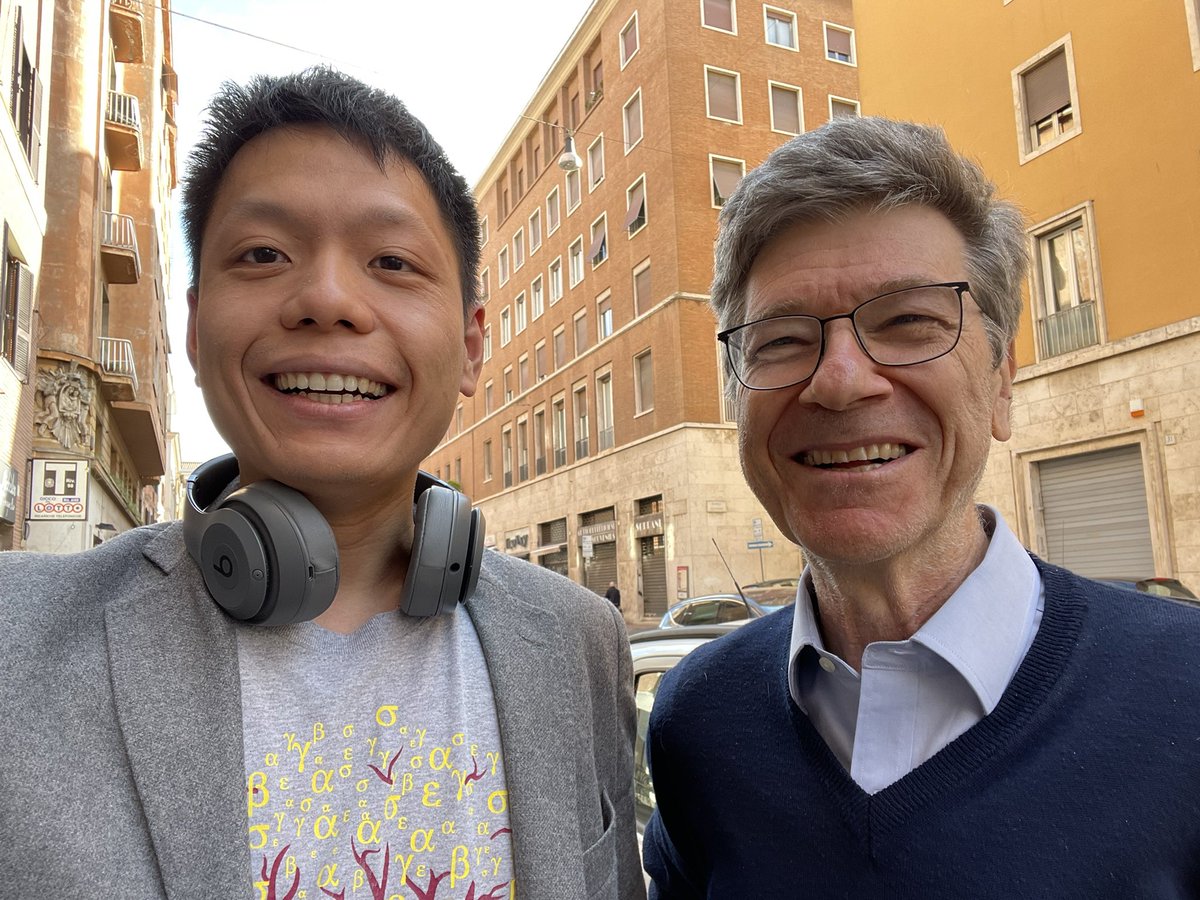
[629,623,743,659]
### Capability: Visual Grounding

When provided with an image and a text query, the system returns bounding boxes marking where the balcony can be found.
[109,0,145,63]
[98,336,139,401]
[100,212,140,284]
[105,90,143,171]
[1039,301,1099,359]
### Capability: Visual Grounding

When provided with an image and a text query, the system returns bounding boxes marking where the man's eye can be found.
[241,247,286,264]
[371,255,408,272]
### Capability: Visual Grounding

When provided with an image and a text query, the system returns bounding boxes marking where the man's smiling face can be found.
[186,124,483,500]
[737,204,1014,570]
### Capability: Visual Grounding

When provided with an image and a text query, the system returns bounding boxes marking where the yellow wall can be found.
[853,0,1200,367]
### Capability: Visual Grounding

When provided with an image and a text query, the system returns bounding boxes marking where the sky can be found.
[166,0,594,462]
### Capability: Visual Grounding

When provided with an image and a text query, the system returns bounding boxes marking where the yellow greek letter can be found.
[300,797,313,813]
[248,824,269,850]
[264,753,279,767]
[487,790,508,814]
[313,814,339,840]
[441,820,457,835]
[317,865,340,890]
[247,771,270,815]
[356,816,382,845]
[339,764,352,779]
[410,828,435,853]
[312,769,334,794]
[422,780,442,808]
[376,705,398,727]
[401,772,415,796]
[313,723,326,742]
[450,844,470,887]
[356,778,370,794]
[429,747,453,771]
[452,732,465,746]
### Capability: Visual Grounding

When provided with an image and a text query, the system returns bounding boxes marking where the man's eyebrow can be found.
[216,198,439,239]
[872,275,945,295]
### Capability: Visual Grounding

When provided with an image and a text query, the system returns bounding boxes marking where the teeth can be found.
[271,372,388,399]
[803,443,907,467]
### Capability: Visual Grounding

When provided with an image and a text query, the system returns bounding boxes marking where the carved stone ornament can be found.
[35,362,95,452]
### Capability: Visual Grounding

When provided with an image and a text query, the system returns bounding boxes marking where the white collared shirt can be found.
[786,506,1044,794]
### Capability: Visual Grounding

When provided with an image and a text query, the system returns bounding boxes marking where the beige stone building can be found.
[425,0,857,624]
[853,0,1200,589]
[5,0,178,553]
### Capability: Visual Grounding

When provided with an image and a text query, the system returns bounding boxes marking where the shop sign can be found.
[29,459,89,520]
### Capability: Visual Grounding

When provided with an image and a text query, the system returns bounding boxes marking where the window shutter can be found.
[588,226,606,262]
[622,23,637,62]
[712,161,743,204]
[707,70,738,120]
[27,69,41,173]
[826,26,852,58]
[771,86,800,133]
[634,265,652,314]
[14,261,33,380]
[624,181,645,230]
[1024,50,1071,125]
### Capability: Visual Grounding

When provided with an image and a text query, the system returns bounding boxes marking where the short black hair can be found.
[180,67,480,311]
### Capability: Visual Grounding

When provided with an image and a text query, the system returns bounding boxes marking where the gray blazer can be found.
[0,523,645,899]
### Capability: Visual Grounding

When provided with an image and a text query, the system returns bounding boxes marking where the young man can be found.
[0,69,643,899]
[643,117,1200,896]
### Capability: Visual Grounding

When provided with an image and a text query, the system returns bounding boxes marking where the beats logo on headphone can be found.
[183,454,484,625]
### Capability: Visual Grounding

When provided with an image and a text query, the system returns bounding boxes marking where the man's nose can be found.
[797,319,891,410]
[281,256,375,333]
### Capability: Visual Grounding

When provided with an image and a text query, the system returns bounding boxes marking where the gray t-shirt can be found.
[237,609,514,899]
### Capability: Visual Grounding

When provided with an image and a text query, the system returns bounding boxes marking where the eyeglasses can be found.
[717,281,970,391]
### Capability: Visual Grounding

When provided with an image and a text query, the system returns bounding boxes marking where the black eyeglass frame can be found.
[717,281,972,391]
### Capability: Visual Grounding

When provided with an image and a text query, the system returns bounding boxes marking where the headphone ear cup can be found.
[195,505,273,621]
[401,484,478,617]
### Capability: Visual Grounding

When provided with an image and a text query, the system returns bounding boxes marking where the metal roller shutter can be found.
[584,541,618,596]
[639,535,668,616]
[1037,444,1154,577]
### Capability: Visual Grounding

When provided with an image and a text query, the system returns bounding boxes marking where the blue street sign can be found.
[747,540,774,549]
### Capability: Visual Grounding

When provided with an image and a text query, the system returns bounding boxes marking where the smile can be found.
[272,372,390,404]
[800,442,909,471]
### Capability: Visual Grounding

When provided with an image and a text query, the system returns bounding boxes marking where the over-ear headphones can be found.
[182,454,484,625]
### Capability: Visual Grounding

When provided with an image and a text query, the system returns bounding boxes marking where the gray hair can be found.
[711,117,1027,373]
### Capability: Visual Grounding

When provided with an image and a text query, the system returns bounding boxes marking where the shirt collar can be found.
[787,506,1040,714]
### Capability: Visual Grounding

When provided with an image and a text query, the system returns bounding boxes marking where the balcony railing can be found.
[109,0,145,63]
[99,337,139,393]
[518,464,529,481]
[576,437,590,459]
[535,456,546,476]
[503,471,513,488]
[554,447,567,467]
[105,90,143,171]
[100,211,141,283]
[1039,300,1098,359]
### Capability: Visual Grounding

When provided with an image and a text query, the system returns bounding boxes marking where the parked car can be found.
[741,579,800,608]
[657,593,773,628]
[1097,576,1199,604]
[629,624,744,840]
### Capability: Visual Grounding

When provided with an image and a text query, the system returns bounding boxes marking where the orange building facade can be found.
[426,0,858,624]
[854,0,1200,588]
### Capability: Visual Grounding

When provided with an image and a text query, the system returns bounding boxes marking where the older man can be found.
[643,118,1200,896]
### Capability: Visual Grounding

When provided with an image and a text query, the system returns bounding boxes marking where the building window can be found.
[1187,0,1200,71]
[635,350,655,414]
[502,427,513,487]
[529,209,542,253]
[625,177,647,236]
[454,457,461,486]
[704,66,742,123]
[633,259,652,316]
[574,308,589,356]
[7,12,41,175]
[480,216,489,247]
[710,155,745,208]
[824,22,856,64]
[769,82,803,135]
[1031,205,1101,359]
[552,396,568,467]
[553,326,567,369]
[479,267,490,305]
[455,403,463,434]
[764,6,797,49]
[483,440,493,481]
[519,354,530,392]
[533,407,547,475]
[535,340,548,380]
[484,379,494,414]
[547,187,561,234]
[702,0,735,34]
[597,371,615,450]
[549,256,564,303]
[620,13,640,68]
[829,96,860,119]
[569,237,585,286]
[1014,39,1080,161]
[1,247,34,379]
[624,90,643,153]
[587,135,605,190]
[566,168,582,212]
[573,383,590,460]
[498,246,510,285]
[531,274,545,319]
[515,291,527,334]
[503,366,514,403]
[589,215,608,268]
[597,292,614,340]
[513,229,525,271]
[483,325,492,362]
[500,307,511,345]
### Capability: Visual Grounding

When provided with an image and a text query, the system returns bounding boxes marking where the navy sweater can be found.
[644,562,1200,898]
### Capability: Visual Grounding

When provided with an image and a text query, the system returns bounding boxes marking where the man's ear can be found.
[186,287,200,379]
[991,340,1017,442]
[459,305,485,397]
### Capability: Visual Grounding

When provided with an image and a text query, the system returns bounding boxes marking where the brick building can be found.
[425,0,857,624]
[854,0,1200,589]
